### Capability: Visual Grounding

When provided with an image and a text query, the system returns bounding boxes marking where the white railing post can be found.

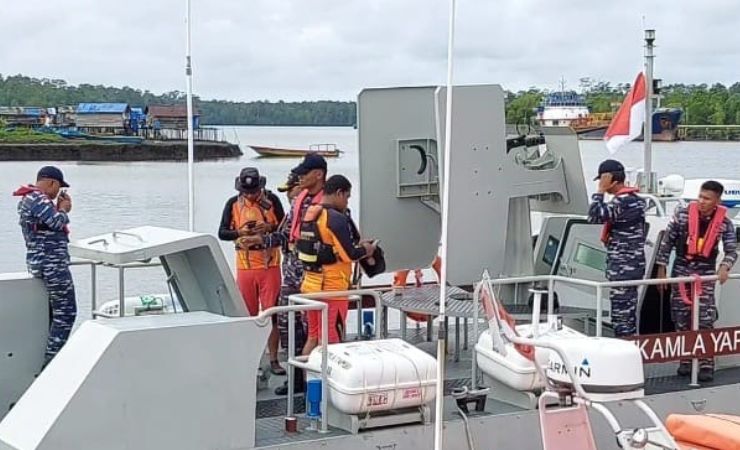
[595,286,603,337]
[690,289,701,387]
[90,263,97,317]
[547,277,555,324]
[287,305,295,417]
[320,303,329,433]
[471,280,481,390]
[118,267,125,317]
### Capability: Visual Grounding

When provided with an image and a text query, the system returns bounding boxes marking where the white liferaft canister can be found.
[307,338,437,415]
[546,337,645,402]
[475,323,584,391]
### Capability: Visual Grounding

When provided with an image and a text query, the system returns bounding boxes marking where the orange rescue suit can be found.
[231,197,280,270]
[300,205,354,295]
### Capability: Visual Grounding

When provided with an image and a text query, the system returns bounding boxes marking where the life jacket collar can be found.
[686,201,726,260]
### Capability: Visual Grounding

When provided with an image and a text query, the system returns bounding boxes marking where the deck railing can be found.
[285,289,385,433]
[69,258,163,318]
[472,272,740,389]
[69,256,740,404]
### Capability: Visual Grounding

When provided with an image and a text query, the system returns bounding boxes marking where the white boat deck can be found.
[252,321,740,447]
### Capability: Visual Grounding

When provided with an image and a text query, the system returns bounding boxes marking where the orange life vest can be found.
[231,197,280,270]
[600,186,640,244]
[666,413,740,450]
[300,205,354,294]
[686,201,727,260]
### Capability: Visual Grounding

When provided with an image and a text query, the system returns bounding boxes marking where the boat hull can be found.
[248,145,340,157]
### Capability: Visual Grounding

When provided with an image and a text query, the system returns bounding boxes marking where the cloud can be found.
[1,0,738,101]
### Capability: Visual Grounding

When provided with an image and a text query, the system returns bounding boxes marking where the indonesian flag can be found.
[604,72,646,154]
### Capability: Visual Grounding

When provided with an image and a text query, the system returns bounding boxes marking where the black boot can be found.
[676,363,691,377]
[698,368,714,382]
[274,370,305,395]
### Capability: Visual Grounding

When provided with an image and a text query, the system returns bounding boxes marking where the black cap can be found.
[37,166,70,187]
[235,167,262,193]
[291,153,327,176]
[594,159,625,181]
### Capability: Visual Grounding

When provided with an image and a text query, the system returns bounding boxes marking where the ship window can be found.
[542,236,560,266]
[573,243,607,272]
[552,120,559,126]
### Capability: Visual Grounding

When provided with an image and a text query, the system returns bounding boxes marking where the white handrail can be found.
[471,272,740,389]
[284,289,386,434]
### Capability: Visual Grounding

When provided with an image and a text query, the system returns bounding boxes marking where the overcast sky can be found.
[1,0,737,102]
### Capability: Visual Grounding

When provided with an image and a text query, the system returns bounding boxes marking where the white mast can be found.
[185,0,195,231]
[643,29,655,193]
[433,0,457,448]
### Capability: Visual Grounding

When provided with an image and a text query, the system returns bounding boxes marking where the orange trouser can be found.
[302,267,351,344]
[237,267,281,316]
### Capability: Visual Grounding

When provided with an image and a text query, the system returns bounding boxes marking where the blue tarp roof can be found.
[77,103,129,114]
[130,107,144,114]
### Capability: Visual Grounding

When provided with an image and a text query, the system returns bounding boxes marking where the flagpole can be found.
[643,29,655,193]
[434,0,456,449]
[185,0,195,231]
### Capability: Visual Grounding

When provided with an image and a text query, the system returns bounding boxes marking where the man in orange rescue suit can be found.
[297,175,376,356]
[656,180,737,382]
[219,167,285,375]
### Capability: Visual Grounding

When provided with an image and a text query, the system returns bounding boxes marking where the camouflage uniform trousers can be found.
[608,284,638,337]
[35,263,77,364]
[277,251,308,353]
[670,269,717,370]
[277,285,308,353]
[606,263,644,337]
[605,237,645,338]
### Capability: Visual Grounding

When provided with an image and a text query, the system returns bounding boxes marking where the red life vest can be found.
[289,189,323,243]
[600,186,640,244]
[686,201,727,260]
[13,184,42,197]
[12,185,70,235]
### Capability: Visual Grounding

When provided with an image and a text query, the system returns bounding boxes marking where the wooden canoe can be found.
[248,144,341,158]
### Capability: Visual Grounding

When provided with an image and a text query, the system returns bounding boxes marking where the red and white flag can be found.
[604,72,646,154]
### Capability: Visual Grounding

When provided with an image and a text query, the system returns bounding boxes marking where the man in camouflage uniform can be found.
[587,159,646,337]
[273,171,307,366]
[13,166,76,365]
[250,154,328,395]
[657,180,737,381]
